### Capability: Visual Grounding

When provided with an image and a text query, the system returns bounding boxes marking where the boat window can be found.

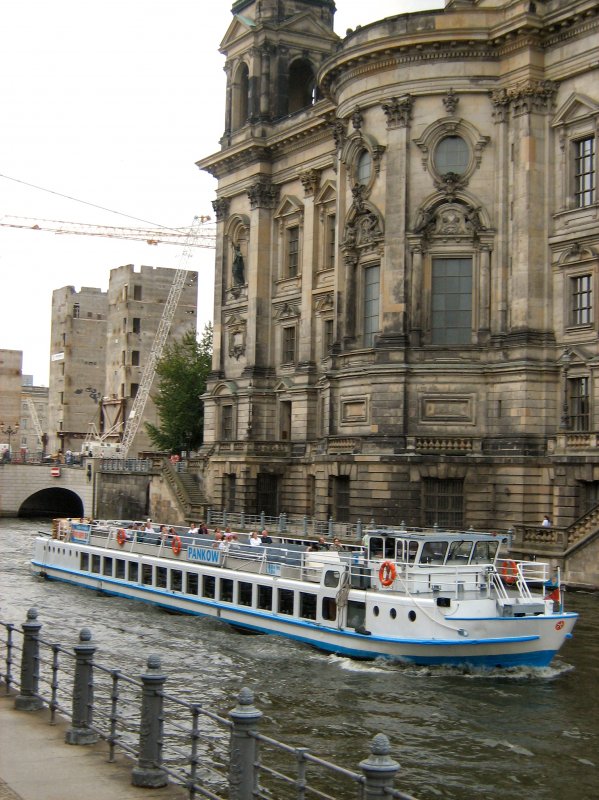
[102,557,113,577]
[220,578,234,603]
[322,596,337,621]
[128,561,139,582]
[80,553,89,571]
[91,555,101,574]
[446,540,473,565]
[257,584,272,610]
[407,541,419,563]
[171,570,183,592]
[471,540,499,564]
[419,541,448,565]
[347,601,366,630]
[156,567,167,588]
[141,564,153,585]
[238,581,253,606]
[277,588,295,615]
[115,559,126,580]
[186,572,199,595]
[385,539,395,559]
[369,537,384,559]
[373,605,380,616]
[324,570,340,588]
[203,575,216,599]
[300,592,317,620]
[390,608,397,619]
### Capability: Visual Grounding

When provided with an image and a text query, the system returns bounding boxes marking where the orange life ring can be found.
[171,535,182,556]
[379,560,397,587]
[501,559,518,585]
[117,528,127,546]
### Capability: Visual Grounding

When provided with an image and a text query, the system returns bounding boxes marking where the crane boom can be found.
[25,396,44,445]
[119,216,204,458]
[0,215,216,248]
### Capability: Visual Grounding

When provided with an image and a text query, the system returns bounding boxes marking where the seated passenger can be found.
[188,522,199,536]
[260,530,273,544]
[331,537,345,551]
[249,531,262,547]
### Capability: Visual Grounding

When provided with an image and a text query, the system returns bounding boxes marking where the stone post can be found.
[359,733,400,799]
[65,628,98,744]
[228,687,263,800]
[131,655,168,788]
[15,608,43,711]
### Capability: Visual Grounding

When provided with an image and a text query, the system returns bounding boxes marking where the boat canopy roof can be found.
[366,528,509,544]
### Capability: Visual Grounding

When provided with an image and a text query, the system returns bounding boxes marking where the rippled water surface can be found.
[1,519,597,799]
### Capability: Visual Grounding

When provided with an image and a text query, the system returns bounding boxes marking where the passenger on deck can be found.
[188,522,199,536]
[249,531,262,547]
[199,521,209,535]
[260,530,272,544]
[331,538,345,551]
[213,531,224,548]
[318,536,329,550]
[159,525,170,545]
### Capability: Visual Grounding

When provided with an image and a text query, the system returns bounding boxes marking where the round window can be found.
[390,608,397,620]
[434,135,469,175]
[356,149,372,185]
[373,605,380,617]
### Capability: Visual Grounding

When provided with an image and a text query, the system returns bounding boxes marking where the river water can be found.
[1,518,597,800]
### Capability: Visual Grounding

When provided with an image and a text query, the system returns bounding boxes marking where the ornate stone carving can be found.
[351,183,367,214]
[226,315,247,360]
[247,180,278,209]
[382,95,413,129]
[433,171,468,196]
[414,202,486,241]
[299,169,320,197]
[351,106,363,132]
[332,119,346,150]
[212,197,230,222]
[490,80,559,121]
[314,292,334,313]
[443,88,459,115]
[275,301,300,319]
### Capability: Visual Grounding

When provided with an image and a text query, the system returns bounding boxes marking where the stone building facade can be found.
[197,0,599,530]
[48,286,108,455]
[0,349,23,457]
[48,265,198,457]
[19,380,49,459]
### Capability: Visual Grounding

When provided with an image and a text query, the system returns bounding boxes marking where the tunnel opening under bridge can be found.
[19,488,84,519]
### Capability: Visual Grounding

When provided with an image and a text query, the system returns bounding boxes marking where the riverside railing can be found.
[0,608,419,800]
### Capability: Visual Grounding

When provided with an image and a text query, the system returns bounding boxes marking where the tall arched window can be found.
[232,63,249,130]
[287,59,316,115]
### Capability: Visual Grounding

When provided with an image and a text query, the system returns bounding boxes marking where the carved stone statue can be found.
[232,245,245,286]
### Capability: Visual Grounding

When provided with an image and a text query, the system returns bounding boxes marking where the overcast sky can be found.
[1,0,443,386]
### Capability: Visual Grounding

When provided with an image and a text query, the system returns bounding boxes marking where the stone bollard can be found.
[15,608,44,711]
[131,655,168,788]
[359,734,400,799]
[65,628,98,745]
[228,687,263,800]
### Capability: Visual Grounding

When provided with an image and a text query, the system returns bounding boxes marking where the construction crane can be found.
[0,215,216,248]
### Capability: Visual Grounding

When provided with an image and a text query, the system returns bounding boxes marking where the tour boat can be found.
[31,521,577,668]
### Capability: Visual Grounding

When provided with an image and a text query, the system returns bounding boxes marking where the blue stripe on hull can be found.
[34,566,562,668]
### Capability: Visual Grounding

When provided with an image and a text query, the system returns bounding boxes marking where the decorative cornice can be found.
[247,180,278,209]
[382,95,413,129]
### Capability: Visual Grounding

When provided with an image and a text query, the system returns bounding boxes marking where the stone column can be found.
[245,181,277,371]
[298,170,319,366]
[379,95,413,347]
[409,245,423,346]
[211,197,230,379]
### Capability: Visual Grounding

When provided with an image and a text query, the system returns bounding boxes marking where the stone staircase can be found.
[162,460,208,522]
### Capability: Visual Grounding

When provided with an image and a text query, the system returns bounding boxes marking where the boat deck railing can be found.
[49,524,550,602]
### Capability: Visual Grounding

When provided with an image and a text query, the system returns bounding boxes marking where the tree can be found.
[145,324,212,454]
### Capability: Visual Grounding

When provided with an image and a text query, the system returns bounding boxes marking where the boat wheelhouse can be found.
[31,521,577,668]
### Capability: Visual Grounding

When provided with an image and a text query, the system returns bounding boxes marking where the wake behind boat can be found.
[31,520,577,668]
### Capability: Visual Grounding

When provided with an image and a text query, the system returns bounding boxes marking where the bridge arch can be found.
[19,488,84,519]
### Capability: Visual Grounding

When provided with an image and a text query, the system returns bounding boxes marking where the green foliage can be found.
[145,324,212,454]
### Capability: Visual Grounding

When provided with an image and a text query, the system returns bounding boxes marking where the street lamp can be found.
[0,422,19,461]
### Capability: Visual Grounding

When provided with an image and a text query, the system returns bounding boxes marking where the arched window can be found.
[356,149,372,186]
[287,59,316,115]
[232,63,249,130]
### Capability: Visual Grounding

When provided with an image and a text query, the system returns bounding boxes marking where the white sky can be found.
[1,0,443,386]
